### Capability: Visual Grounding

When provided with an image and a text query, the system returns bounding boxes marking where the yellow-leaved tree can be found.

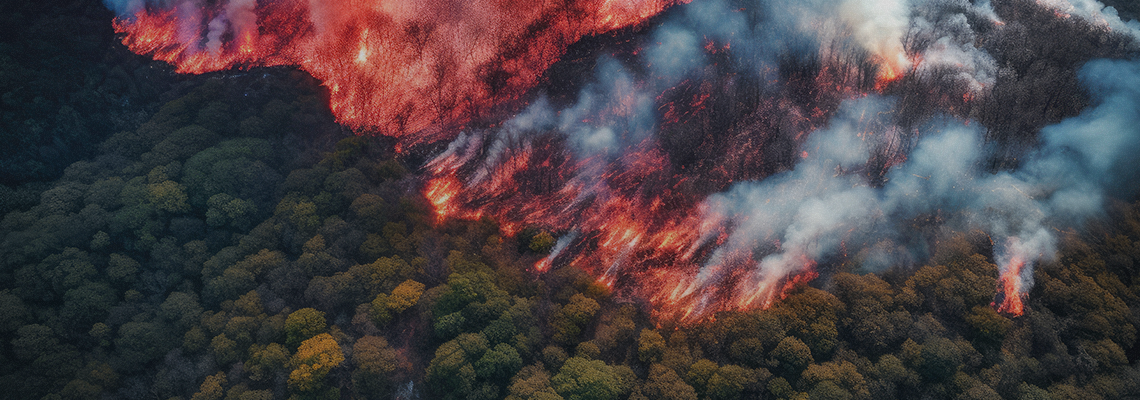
[288,333,344,393]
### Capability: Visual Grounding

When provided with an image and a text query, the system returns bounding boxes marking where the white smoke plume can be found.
[420,0,1140,316]
[1037,0,1140,38]
[708,55,1140,305]
[907,0,1000,96]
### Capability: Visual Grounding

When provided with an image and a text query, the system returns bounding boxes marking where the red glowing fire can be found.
[112,0,939,322]
[419,44,886,321]
[993,255,1027,316]
[113,0,684,143]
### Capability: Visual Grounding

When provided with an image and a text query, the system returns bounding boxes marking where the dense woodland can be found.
[3,1,1140,400]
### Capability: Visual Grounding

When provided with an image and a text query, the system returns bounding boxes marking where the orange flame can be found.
[993,255,1026,316]
[424,175,469,223]
[412,40,887,321]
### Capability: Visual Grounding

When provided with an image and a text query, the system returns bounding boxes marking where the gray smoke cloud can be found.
[699,55,1140,304]
[417,0,1140,313]
[1037,0,1140,39]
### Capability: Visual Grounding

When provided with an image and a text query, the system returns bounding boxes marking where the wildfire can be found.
[112,0,685,142]
[993,254,1027,316]
[874,64,902,90]
[424,175,470,223]
[111,0,1038,324]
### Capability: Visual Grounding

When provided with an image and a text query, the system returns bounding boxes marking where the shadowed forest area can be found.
[3,1,1140,400]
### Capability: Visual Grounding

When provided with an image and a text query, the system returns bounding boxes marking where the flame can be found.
[874,64,902,90]
[411,24,899,321]
[873,53,915,91]
[112,0,686,143]
[420,117,846,322]
[113,0,996,323]
[424,175,471,223]
[993,254,1026,316]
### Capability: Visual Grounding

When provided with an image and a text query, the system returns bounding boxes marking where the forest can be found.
[3,1,1140,400]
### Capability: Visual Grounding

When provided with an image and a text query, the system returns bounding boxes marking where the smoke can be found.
[108,0,1140,318]
[431,0,1138,319]
[837,0,913,74]
[696,52,1140,312]
[102,0,144,15]
[1037,0,1140,38]
[907,0,1000,96]
[690,99,887,309]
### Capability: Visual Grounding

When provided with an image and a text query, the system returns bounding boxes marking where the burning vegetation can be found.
[103,0,1140,322]
[2,0,1139,398]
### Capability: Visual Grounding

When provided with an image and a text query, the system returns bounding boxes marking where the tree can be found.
[190,372,227,400]
[0,290,28,333]
[285,308,327,348]
[529,231,555,253]
[638,329,666,363]
[575,341,600,360]
[115,322,173,370]
[807,380,852,400]
[965,305,1011,345]
[233,290,265,316]
[353,336,398,375]
[918,337,961,382]
[388,279,425,313]
[211,333,240,365]
[59,282,116,329]
[350,193,389,232]
[426,334,489,399]
[641,364,697,400]
[728,337,766,367]
[206,193,256,229]
[288,333,344,393]
[147,179,190,213]
[705,365,759,400]
[160,291,204,330]
[771,337,813,376]
[476,343,524,381]
[106,253,140,286]
[772,288,841,356]
[352,335,398,399]
[687,359,719,395]
[246,343,289,382]
[372,279,426,326]
[11,324,61,362]
[551,294,600,344]
[551,357,626,400]
[506,365,563,400]
[801,361,869,399]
